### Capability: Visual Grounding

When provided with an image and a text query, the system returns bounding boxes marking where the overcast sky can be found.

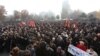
[0,0,100,15]
[69,0,100,13]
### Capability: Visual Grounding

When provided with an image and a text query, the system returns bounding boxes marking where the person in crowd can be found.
[76,40,87,51]
[24,50,31,56]
[56,46,66,56]
[90,36,100,54]
[10,47,20,56]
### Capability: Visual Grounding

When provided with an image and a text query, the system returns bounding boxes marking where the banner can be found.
[68,44,90,56]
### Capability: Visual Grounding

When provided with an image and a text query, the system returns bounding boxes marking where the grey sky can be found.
[0,0,100,15]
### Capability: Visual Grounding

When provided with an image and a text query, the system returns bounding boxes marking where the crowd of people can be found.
[0,20,100,56]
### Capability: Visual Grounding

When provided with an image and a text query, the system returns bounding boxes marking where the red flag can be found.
[27,20,35,28]
[65,19,71,28]
[18,21,26,27]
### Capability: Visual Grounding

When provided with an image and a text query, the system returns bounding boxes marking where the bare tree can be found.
[14,10,21,19]
[21,10,29,20]
[0,5,6,21]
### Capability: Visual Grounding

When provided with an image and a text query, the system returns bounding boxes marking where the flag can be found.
[18,21,26,27]
[65,19,71,28]
[27,20,35,28]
